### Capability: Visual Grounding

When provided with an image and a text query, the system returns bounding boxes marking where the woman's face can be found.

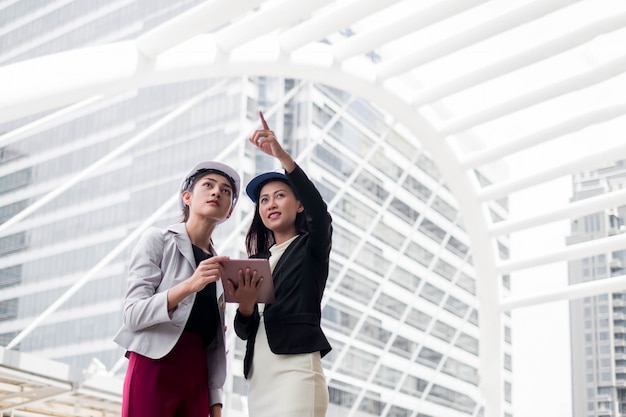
[257,181,303,233]
[184,173,234,221]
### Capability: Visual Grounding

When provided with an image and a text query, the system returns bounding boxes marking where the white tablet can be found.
[222,258,275,303]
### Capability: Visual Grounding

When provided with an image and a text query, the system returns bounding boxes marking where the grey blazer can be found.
[113,222,226,406]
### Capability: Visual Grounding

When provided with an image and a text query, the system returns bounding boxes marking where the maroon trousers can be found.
[123,332,210,417]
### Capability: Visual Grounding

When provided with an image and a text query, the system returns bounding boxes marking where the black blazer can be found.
[234,165,332,379]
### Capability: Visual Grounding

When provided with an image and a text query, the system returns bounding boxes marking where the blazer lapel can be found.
[168,223,225,321]
[271,234,304,284]
[168,223,196,270]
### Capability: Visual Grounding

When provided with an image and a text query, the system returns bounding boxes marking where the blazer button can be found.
[219,301,226,310]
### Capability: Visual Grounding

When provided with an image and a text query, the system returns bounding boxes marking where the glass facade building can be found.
[0,2,514,416]
[569,161,626,417]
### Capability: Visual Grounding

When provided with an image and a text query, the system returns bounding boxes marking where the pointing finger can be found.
[259,111,270,130]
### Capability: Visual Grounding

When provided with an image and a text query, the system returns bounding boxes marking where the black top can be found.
[184,244,219,345]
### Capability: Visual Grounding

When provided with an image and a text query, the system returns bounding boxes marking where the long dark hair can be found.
[245,181,309,256]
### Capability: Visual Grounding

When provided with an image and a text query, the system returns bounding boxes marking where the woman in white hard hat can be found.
[114,161,240,417]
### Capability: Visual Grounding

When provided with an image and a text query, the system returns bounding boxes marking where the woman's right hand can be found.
[167,255,230,311]
[187,255,229,293]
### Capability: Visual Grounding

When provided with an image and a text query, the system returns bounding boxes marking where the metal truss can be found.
[0,347,121,416]
[1,1,626,416]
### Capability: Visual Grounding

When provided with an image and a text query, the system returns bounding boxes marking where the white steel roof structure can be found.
[1,0,625,416]
[0,346,121,416]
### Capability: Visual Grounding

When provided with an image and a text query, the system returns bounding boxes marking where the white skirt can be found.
[247,316,329,417]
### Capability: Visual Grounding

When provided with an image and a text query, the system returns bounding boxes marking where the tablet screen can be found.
[222,258,274,303]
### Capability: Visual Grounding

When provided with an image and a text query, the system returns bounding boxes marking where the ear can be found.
[182,190,192,207]
[297,202,304,213]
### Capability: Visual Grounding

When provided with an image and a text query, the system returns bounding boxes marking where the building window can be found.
[400,375,428,396]
[432,195,457,222]
[432,320,456,343]
[419,218,447,244]
[337,347,377,379]
[456,333,479,355]
[388,405,412,417]
[390,197,420,224]
[357,242,390,273]
[417,347,442,369]
[0,299,18,321]
[328,385,357,408]
[0,169,32,194]
[354,171,389,204]
[357,317,392,348]
[420,283,444,305]
[333,121,371,155]
[389,265,421,292]
[370,150,403,181]
[416,153,441,180]
[442,357,479,385]
[0,266,22,289]
[313,142,355,180]
[335,196,376,227]
[504,353,512,371]
[456,272,476,295]
[374,292,405,319]
[357,393,385,416]
[446,235,469,258]
[427,384,476,414]
[336,271,378,304]
[321,302,360,333]
[444,295,469,318]
[0,232,27,255]
[374,365,402,389]
[390,335,418,359]
[332,227,359,257]
[406,308,432,331]
[406,245,435,272]
[433,258,457,281]
[0,200,28,224]
[402,175,431,203]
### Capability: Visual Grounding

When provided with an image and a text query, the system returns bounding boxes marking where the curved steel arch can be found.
[2,1,626,416]
[0,29,502,415]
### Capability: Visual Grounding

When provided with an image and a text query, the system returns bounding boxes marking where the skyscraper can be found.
[569,160,626,417]
[0,2,513,416]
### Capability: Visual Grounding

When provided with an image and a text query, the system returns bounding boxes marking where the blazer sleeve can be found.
[209,389,223,408]
[286,164,333,261]
[234,305,260,340]
[122,227,172,331]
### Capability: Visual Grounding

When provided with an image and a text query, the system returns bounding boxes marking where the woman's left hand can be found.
[224,267,264,317]
[249,111,296,172]
[249,111,287,159]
